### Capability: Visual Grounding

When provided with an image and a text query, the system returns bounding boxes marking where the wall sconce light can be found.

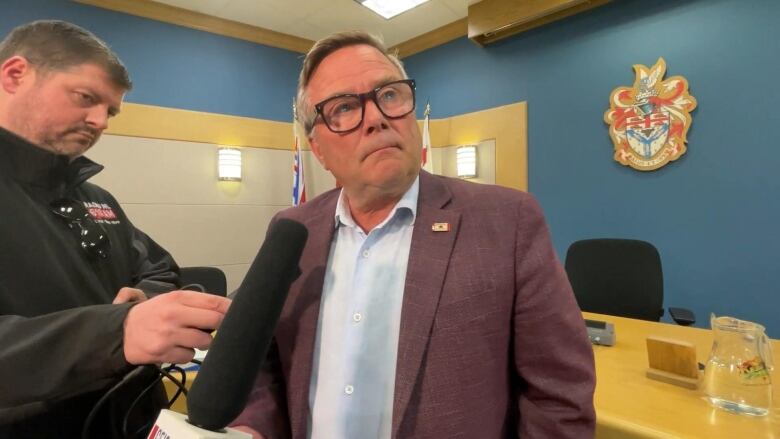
[456,145,477,179]
[218,147,242,181]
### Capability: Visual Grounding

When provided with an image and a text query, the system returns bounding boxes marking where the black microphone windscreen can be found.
[187,218,307,431]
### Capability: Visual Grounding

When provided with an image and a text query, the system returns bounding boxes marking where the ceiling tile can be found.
[440,0,469,17]
[283,0,335,11]
[293,19,334,42]
[299,3,383,34]
[214,0,301,33]
[153,0,468,47]
[154,0,232,16]
[377,2,462,45]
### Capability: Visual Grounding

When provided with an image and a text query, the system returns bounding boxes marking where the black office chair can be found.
[179,266,227,297]
[564,238,695,325]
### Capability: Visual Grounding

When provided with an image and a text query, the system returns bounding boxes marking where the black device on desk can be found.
[585,319,615,346]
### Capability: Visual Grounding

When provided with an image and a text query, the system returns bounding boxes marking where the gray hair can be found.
[296,31,407,134]
[0,20,131,90]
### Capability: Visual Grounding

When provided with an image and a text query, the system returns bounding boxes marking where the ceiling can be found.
[152,0,480,47]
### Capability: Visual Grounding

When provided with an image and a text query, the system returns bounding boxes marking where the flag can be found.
[421,102,434,173]
[292,106,306,206]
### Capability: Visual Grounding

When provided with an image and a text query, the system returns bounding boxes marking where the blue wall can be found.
[405,0,780,335]
[0,0,301,121]
[3,0,777,335]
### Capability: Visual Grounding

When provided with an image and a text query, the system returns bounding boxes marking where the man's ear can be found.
[0,56,33,94]
[308,135,330,171]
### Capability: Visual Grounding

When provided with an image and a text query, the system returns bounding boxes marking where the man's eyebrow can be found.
[323,76,402,100]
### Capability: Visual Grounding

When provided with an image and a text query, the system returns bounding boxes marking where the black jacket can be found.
[0,128,180,438]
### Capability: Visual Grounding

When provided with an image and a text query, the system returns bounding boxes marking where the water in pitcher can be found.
[703,315,773,416]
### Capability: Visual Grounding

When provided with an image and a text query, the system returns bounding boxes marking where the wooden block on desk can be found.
[646,336,700,389]
[646,367,699,390]
[646,336,699,378]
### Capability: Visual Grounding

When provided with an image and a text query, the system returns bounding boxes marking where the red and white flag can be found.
[421,102,434,173]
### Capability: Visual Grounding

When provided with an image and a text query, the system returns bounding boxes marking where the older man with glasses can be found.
[232,31,595,439]
[0,20,231,438]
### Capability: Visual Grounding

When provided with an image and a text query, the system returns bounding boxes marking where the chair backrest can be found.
[179,266,227,297]
[564,238,664,321]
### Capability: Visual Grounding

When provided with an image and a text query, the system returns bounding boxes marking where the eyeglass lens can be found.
[319,80,415,133]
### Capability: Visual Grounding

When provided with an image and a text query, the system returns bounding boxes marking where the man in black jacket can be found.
[0,20,231,438]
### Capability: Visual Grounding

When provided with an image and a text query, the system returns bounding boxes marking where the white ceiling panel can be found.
[296,2,383,34]
[152,0,469,47]
[157,0,232,15]
[293,19,334,42]
[217,0,302,33]
[441,0,469,16]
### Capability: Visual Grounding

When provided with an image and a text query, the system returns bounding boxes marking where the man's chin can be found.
[44,140,93,158]
[369,163,417,188]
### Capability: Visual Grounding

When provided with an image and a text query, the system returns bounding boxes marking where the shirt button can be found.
[352,312,362,323]
[344,385,354,395]
[362,250,370,258]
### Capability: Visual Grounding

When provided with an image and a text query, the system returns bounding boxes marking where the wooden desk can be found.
[165,316,778,437]
[163,370,195,415]
[585,312,779,438]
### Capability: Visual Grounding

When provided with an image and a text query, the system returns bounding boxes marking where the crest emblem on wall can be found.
[604,58,697,171]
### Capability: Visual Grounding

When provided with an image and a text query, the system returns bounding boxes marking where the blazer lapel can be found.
[392,171,460,437]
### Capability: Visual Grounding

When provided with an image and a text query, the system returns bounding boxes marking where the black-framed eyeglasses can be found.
[313,79,416,133]
[50,198,111,259]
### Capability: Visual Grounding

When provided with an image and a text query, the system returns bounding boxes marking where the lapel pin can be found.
[431,222,450,232]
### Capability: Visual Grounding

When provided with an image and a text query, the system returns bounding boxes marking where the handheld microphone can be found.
[147,218,307,438]
[188,219,307,429]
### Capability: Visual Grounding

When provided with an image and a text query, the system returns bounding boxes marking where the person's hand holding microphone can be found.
[122,290,231,365]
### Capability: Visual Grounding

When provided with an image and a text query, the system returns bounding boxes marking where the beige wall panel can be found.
[303,150,337,198]
[427,148,445,176]
[216,263,251,294]
[86,134,337,290]
[438,139,496,185]
[86,135,169,204]
[426,103,527,191]
[121,204,283,268]
[88,135,296,207]
[222,145,296,207]
[477,140,497,184]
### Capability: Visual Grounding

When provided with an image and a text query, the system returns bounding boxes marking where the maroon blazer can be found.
[232,171,595,438]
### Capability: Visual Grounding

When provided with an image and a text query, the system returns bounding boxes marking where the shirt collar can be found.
[334,175,420,231]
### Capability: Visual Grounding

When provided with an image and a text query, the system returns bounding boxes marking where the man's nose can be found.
[85,106,110,131]
[362,97,389,133]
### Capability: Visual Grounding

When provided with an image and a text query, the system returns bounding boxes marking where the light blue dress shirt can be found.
[308,177,419,439]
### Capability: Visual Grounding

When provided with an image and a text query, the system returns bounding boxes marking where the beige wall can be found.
[87,134,497,292]
[435,139,496,185]
[91,101,524,293]
[88,134,334,292]
[425,102,527,191]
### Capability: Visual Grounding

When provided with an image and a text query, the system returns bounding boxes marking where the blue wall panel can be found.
[0,0,301,121]
[405,0,780,335]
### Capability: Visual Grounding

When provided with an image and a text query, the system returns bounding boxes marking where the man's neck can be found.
[344,182,412,233]
[0,124,81,162]
[347,202,397,233]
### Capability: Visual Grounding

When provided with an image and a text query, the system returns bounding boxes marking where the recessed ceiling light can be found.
[355,0,430,20]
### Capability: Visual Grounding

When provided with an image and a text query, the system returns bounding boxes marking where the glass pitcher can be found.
[702,314,773,416]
